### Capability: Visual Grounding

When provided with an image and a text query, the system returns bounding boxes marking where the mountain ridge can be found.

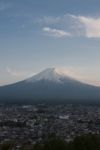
[0,68,100,104]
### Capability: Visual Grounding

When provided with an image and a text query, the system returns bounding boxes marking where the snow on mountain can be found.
[0,67,100,104]
[26,68,75,83]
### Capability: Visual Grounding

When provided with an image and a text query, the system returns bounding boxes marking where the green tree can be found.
[1,142,15,150]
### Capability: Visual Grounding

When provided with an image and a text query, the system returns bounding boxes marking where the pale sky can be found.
[0,0,100,86]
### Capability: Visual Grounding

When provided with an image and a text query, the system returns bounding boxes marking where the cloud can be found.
[37,14,100,38]
[43,27,72,38]
[6,67,27,77]
[6,67,36,79]
[76,16,100,38]
[56,67,100,87]
[35,16,61,25]
[35,14,73,25]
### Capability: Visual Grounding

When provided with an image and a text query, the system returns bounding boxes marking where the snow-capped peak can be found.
[26,68,75,83]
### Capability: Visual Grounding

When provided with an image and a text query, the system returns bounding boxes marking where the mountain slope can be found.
[0,68,100,104]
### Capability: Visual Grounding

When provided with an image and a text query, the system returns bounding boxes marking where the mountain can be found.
[0,68,100,104]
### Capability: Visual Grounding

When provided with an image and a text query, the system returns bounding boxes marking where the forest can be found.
[1,134,100,150]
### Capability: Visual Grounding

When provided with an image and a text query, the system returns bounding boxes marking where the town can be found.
[0,104,100,148]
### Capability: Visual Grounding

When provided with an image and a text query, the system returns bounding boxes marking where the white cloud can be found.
[66,15,100,38]
[38,14,100,38]
[43,27,72,38]
[56,67,100,87]
[6,67,28,77]
[6,67,37,78]
[77,16,100,38]
[35,14,73,25]
[35,16,61,25]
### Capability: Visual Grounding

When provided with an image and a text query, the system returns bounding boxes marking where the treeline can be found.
[1,134,100,150]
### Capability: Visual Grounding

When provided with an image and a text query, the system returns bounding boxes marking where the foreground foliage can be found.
[1,134,100,150]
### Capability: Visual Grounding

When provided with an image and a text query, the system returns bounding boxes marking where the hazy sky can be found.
[0,0,100,86]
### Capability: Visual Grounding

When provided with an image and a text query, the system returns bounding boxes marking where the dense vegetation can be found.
[1,134,100,150]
